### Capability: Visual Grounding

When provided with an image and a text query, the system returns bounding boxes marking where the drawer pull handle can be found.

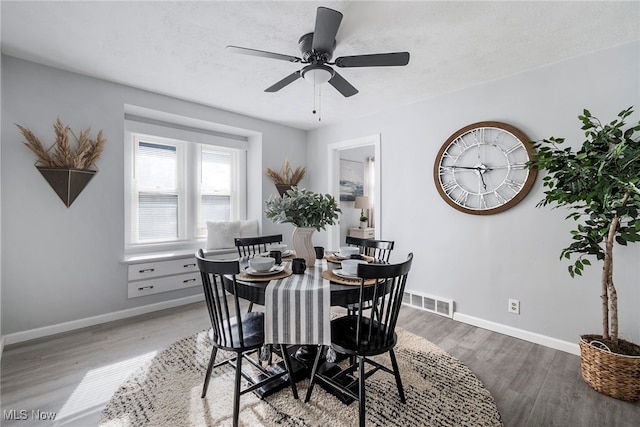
[183,278,197,284]
[139,268,155,273]
[138,285,154,291]
[183,263,196,268]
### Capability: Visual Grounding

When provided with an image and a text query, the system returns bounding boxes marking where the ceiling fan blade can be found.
[328,71,358,97]
[335,52,410,68]
[226,46,301,63]
[265,71,302,92]
[312,7,343,54]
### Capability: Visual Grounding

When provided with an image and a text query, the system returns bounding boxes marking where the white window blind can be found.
[198,148,232,235]
[136,141,180,242]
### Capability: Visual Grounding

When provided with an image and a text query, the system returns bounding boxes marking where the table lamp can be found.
[354,196,370,228]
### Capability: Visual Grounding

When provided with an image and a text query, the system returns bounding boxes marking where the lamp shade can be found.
[354,196,370,210]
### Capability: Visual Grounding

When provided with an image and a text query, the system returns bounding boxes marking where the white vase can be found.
[292,227,316,266]
[359,221,368,229]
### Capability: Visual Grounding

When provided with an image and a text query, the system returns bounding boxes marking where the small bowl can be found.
[268,243,287,253]
[249,257,275,272]
[338,246,359,258]
[341,259,367,276]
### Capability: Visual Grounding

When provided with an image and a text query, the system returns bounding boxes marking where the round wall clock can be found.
[433,121,537,215]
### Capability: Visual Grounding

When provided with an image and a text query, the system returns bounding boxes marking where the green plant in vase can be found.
[265,187,340,265]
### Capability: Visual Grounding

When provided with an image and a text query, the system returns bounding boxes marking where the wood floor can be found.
[1,302,638,426]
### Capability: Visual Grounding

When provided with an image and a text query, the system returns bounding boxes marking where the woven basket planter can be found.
[579,335,640,401]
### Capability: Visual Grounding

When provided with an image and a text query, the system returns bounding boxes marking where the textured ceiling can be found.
[2,1,639,130]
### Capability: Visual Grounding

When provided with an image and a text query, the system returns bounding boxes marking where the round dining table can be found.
[222,256,387,403]
[226,257,386,308]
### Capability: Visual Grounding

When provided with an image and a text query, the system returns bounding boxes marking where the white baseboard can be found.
[2,294,205,346]
[453,312,580,356]
[2,297,581,356]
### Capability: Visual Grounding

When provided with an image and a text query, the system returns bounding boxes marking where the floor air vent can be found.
[402,291,454,318]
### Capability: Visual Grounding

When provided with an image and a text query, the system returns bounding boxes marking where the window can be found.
[126,132,245,249]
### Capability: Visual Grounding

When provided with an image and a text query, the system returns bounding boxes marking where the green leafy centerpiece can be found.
[265,187,340,265]
[530,107,640,401]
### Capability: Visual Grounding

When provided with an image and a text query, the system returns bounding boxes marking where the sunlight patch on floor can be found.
[57,351,157,421]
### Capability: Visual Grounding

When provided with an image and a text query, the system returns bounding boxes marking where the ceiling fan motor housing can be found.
[298,32,335,62]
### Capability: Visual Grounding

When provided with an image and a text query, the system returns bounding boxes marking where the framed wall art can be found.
[339,159,364,201]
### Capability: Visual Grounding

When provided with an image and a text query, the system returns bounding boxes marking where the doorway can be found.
[327,134,381,250]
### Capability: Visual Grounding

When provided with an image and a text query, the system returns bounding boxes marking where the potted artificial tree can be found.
[17,118,107,207]
[264,158,306,197]
[530,107,640,401]
[264,187,340,265]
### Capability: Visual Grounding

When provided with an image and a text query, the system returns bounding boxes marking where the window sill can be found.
[122,247,238,265]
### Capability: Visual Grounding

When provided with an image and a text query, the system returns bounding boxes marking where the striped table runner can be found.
[264,259,331,346]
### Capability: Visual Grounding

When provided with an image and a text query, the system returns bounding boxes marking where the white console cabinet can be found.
[127,257,202,298]
[125,249,238,298]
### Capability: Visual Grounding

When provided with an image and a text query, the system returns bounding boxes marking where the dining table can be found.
[231,257,379,307]
[225,252,385,401]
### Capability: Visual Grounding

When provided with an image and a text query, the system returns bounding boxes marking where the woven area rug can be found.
[99,328,503,427]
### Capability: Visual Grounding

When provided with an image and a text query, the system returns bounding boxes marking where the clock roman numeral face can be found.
[433,122,537,215]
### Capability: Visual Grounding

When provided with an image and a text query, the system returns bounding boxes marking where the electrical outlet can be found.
[509,298,520,314]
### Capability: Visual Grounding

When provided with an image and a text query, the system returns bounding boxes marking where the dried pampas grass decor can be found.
[17,118,107,170]
[264,158,306,185]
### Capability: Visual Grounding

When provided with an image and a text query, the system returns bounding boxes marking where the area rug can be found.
[99,328,503,426]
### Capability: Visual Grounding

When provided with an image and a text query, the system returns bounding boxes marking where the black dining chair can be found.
[235,234,283,312]
[344,237,395,315]
[345,236,394,262]
[196,249,298,427]
[305,253,413,427]
[235,234,283,258]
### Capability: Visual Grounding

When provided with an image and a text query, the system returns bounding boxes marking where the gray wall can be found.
[1,55,306,336]
[0,48,3,353]
[2,42,639,349]
[307,41,640,346]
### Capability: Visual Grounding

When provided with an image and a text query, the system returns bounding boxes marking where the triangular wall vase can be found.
[275,184,294,197]
[36,167,97,208]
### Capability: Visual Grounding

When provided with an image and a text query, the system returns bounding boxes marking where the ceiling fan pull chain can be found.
[312,82,317,116]
[318,85,322,121]
[312,81,322,121]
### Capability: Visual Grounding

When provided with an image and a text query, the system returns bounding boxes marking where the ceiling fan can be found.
[226,6,410,98]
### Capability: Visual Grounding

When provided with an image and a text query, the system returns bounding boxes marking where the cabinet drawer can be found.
[128,257,198,281]
[128,272,202,298]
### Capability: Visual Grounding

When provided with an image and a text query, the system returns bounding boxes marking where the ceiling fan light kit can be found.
[301,64,334,85]
[227,6,410,117]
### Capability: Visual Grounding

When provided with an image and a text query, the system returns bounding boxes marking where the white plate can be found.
[332,252,352,260]
[333,269,358,279]
[260,250,294,257]
[245,265,285,276]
